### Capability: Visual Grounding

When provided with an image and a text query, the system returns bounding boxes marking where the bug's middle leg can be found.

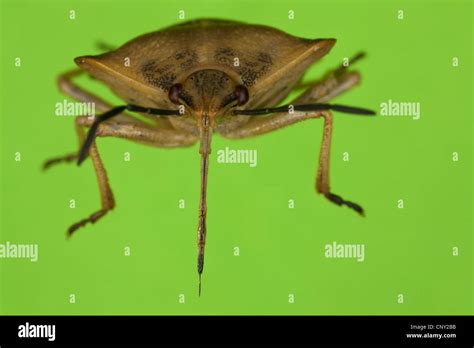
[219,109,364,214]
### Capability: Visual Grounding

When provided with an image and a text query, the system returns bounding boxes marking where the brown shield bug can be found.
[44,19,375,295]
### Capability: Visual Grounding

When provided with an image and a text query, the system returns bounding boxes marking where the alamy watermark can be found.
[18,322,55,341]
[0,241,38,262]
[380,99,420,120]
[216,146,257,167]
[55,99,95,117]
[324,241,365,262]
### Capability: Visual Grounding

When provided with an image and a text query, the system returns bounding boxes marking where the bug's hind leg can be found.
[293,52,365,104]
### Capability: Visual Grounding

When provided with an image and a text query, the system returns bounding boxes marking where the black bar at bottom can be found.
[0,315,472,345]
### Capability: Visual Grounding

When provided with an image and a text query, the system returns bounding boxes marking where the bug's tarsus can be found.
[77,105,181,165]
[349,51,366,65]
[334,51,366,76]
[325,193,365,216]
[67,209,109,238]
[43,153,78,170]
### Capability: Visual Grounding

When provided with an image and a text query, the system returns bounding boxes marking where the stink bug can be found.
[44,19,375,295]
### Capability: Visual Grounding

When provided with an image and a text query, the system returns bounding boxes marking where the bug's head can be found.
[168,69,248,128]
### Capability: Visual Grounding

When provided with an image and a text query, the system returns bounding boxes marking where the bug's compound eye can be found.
[234,85,249,106]
[168,83,183,104]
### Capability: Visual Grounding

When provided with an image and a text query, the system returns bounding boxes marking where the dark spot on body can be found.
[157,73,177,90]
[239,52,273,87]
[184,70,234,112]
[156,64,173,74]
[141,60,177,90]
[214,47,236,65]
[175,49,198,70]
[239,64,270,87]
[257,52,273,64]
[190,70,227,90]
[141,50,198,91]
[215,48,273,86]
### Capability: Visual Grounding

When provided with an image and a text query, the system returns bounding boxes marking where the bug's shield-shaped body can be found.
[73,19,337,293]
[75,19,335,133]
[46,18,373,295]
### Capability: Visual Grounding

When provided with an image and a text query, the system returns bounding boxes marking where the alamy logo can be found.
[0,241,38,262]
[18,322,56,341]
[380,99,420,120]
[216,146,257,167]
[55,99,95,117]
[324,241,365,262]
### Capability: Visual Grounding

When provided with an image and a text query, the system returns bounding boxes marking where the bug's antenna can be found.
[78,106,127,165]
[232,103,375,117]
[77,104,180,165]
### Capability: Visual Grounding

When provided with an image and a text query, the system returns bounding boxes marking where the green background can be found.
[0,0,472,315]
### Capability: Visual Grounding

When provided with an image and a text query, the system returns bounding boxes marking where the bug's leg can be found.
[43,117,86,170]
[46,70,189,236]
[57,69,115,111]
[92,117,204,294]
[315,111,364,214]
[67,139,115,237]
[66,117,197,237]
[95,41,116,52]
[43,70,132,170]
[219,109,364,215]
[293,52,365,104]
[46,115,116,237]
[87,119,198,148]
[44,69,173,169]
[57,69,175,126]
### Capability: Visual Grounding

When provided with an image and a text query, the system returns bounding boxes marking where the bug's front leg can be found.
[57,116,197,237]
[46,114,115,237]
[219,109,365,215]
[67,138,115,237]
